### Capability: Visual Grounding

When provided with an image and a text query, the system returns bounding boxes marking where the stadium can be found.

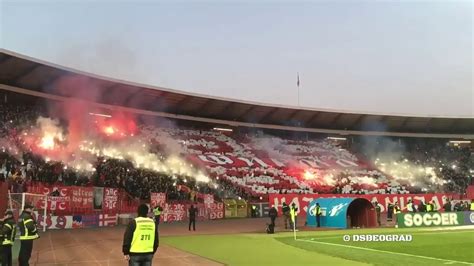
[1,2,473,266]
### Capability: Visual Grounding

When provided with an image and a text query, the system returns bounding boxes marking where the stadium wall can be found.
[269,193,458,217]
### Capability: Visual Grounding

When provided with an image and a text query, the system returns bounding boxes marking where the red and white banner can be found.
[46,196,70,211]
[193,154,362,170]
[203,194,214,207]
[71,187,93,208]
[269,193,458,217]
[150,192,166,207]
[162,203,187,222]
[208,202,224,220]
[99,213,118,227]
[35,213,73,229]
[103,188,118,210]
[162,203,225,222]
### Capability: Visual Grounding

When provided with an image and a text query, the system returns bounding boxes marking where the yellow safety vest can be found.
[470,203,474,211]
[393,207,401,214]
[19,218,39,241]
[2,222,16,245]
[290,207,297,222]
[153,207,161,216]
[426,204,432,212]
[130,217,155,253]
[315,206,322,215]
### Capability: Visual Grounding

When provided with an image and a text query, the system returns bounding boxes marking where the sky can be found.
[1,1,473,118]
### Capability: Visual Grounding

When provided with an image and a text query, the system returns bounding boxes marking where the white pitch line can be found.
[297,239,473,265]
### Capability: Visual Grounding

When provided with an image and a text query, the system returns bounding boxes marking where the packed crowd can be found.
[353,137,473,194]
[0,103,472,202]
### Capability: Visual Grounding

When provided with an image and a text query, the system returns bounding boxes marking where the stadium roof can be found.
[0,49,473,138]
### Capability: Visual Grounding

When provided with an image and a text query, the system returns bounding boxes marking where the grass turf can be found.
[162,227,474,266]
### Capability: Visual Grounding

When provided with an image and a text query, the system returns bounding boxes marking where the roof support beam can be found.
[348,114,365,129]
[237,106,255,120]
[8,65,38,83]
[258,107,278,122]
[306,112,322,126]
[329,113,343,126]
[1,84,473,139]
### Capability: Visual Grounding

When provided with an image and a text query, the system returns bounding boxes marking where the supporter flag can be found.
[99,214,117,226]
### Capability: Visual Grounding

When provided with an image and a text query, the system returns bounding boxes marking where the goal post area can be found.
[8,191,48,232]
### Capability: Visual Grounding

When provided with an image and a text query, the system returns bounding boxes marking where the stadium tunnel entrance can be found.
[306,197,377,229]
[346,198,377,228]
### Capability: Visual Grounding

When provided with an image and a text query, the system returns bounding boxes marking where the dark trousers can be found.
[270,216,276,227]
[1,245,13,266]
[129,254,153,266]
[316,215,321,227]
[154,215,160,225]
[189,218,196,231]
[19,240,34,266]
[284,213,290,229]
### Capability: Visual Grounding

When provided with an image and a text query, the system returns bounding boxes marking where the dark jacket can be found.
[189,207,197,219]
[122,217,159,256]
[0,221,4,244]
[1,217,16,245]
[18,211,38,240]
[282,204,290,214]
[269,207,278,218]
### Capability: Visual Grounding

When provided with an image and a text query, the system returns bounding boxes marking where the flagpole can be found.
[297,72,300,107]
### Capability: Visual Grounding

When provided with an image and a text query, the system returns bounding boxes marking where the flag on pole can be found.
[297,72,300,87]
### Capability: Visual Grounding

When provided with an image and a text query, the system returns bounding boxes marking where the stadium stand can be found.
[1,102,472,210]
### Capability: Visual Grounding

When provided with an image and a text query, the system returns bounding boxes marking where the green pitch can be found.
[162,227,474,266]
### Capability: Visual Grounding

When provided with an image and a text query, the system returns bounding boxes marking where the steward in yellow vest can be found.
[470,200,474,211]
[123,204,159,265]
[18,203,38,266]
[290,203,298,230]
[315,203,322,228]
[1,210,16,266]
[426,203,432,212]
[153,205,163,225]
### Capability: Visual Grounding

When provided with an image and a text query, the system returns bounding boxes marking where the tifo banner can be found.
[194,154,361,170]
[103,188,119,210]
[269,193,456,217]
[150,192,166,207]
[71,187,93,208]
[397,212,473,228]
